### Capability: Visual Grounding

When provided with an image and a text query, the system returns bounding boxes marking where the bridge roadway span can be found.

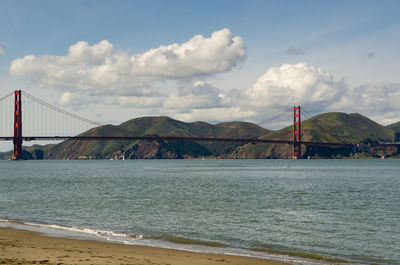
[0,136,354,147]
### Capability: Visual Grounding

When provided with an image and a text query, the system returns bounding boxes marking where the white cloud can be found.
[130,29,245,78]
[59,91,83,105]
[0,46,5,55]
[113,63,400,125]
[118,96,162,108]
[174,64,400,125]
[329,82,400,124]
[163,82,230,112]
[239,63,342,112]
[173,107,256,123]
[59,91,102,108]
[9,29,245,97]
[111,63,341,122]
[117,81,232,113]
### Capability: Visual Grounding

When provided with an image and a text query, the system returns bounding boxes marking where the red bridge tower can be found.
[12,90,23,160]
[293,106,301,159]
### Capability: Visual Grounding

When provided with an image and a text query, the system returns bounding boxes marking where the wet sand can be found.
[0,227,289,265]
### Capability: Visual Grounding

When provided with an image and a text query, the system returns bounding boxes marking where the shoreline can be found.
[0,219,352,265]
[0,227,290,265]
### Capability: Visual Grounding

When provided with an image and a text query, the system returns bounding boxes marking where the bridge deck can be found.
[0,136,354,147]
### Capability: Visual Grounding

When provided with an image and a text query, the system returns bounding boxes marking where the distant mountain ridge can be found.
[42,116,269,159]
[1,113,399,159]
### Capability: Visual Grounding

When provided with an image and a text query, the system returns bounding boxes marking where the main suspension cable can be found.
[22,91,102,127]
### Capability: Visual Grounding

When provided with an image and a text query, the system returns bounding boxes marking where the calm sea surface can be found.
[0,160,399,264]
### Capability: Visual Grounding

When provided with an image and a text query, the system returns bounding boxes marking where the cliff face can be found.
[123,141,180,159]
[118,141,209,159]
[2,113,399,160]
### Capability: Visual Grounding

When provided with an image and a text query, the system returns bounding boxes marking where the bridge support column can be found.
[293,106,301,159]
[12,90,23,160]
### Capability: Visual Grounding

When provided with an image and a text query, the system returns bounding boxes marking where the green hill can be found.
[43,116,269,159]
[228,112,397,159]
[301,112,394,143]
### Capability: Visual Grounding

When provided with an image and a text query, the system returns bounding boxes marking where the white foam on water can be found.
[23,221,142,239]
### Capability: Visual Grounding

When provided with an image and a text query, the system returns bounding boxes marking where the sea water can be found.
[0,159,399,264]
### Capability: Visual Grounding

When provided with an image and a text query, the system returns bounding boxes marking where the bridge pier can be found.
[12,90,23,160]
[292,106,302,159]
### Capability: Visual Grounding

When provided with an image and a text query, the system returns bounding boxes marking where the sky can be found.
[1,0,400,151]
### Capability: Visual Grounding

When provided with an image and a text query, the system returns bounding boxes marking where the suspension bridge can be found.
[0,90,397,160]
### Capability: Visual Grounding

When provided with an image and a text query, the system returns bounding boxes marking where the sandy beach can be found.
[0,227,289,265]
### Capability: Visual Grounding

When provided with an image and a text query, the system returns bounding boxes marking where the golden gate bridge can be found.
[0,90,397,160]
